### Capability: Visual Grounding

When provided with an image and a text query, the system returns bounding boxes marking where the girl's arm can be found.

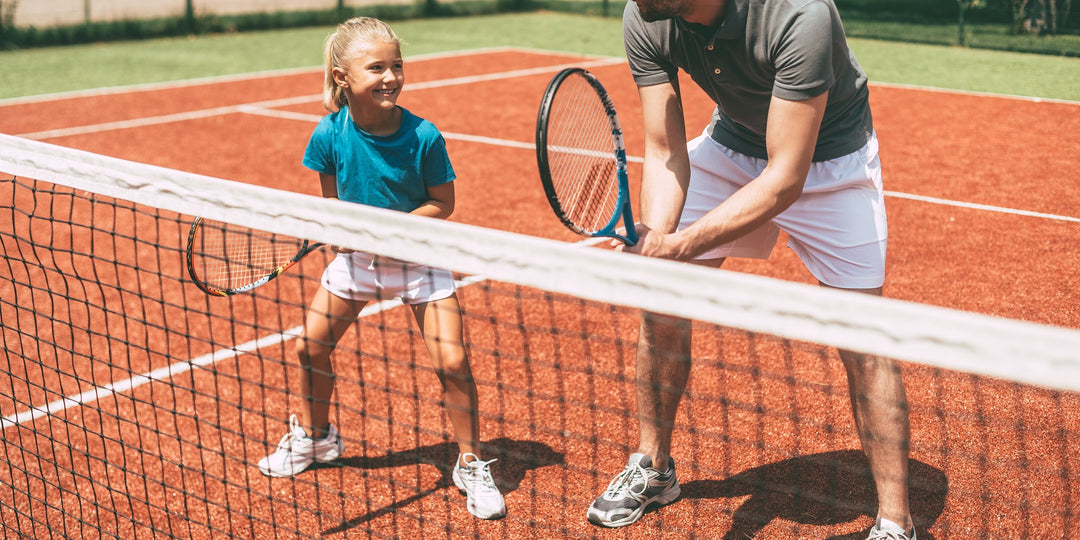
[319,173,338,199]
[411,181,455,220]
[318,173,355,254]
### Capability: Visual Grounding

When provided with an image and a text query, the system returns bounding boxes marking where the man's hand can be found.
[613,224,682,260]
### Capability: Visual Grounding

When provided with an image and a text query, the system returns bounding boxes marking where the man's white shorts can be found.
[321,252,456,304]
[680,131,887,289]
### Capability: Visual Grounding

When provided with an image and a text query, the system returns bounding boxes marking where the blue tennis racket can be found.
[536,68,637,246]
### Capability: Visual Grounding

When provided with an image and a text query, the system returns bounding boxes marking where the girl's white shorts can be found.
[680,131,888,289]
[321,251,456,304]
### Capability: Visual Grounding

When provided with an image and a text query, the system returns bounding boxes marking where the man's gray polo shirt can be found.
[623,0,873,162]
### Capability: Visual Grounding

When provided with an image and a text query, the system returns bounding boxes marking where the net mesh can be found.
[2,133,1080,538]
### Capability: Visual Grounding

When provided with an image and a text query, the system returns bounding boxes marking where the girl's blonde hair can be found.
[322,17,401,112]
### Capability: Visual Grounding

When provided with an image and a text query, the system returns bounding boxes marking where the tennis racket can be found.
[186,217,323,296]
[536,67,637,246]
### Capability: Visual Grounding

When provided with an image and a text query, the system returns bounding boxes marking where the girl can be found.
[257,17,506,520]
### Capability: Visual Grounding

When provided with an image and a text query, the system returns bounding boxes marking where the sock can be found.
[877,518,907,534]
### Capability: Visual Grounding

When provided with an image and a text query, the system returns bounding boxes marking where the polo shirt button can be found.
[707,44,714,51]
[714,68,722,74]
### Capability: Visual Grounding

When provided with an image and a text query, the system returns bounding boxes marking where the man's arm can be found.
[620,81,690,254]
[626,91,828,261]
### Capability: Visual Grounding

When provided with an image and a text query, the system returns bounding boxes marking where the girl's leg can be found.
[413,292,506,519]
[410,293,480,459]
[297,286,364,438]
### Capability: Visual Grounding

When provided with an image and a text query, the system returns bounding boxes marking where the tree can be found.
[957,0,987,45]
[0,1,18,49]
[1012,0,1074,34]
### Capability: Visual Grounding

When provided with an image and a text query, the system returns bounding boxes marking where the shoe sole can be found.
[258,439,344,478]
[259,462,308,478]
[586,484,681,528]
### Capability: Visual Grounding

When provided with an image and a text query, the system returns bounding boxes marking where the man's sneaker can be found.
[452,453,507,519]
[257,414,344,477]
[587,452,681,527]
[867,518,917,540]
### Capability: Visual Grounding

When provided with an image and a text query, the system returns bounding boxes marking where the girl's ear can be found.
[331,66,348,88]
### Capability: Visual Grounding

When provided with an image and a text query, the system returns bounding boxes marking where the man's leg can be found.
[834,286,914,533]
[586,258,723,528]
[586,310,691,527]
[635,311,692,469]
[636,256,723,467]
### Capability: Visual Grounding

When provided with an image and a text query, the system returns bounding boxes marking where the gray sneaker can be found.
[587,453,680,527]
[257,414,344,477]
[867,518,917,540]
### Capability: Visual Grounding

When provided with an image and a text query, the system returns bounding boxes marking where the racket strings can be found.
[546,75,621,233]
[192,220,302,290]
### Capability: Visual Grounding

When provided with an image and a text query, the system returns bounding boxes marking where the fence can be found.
[7,0,412,29]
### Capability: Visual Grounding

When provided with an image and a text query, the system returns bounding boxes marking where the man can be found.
[585,0,916,538]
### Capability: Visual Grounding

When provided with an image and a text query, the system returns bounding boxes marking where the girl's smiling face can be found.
[333,40,404,113]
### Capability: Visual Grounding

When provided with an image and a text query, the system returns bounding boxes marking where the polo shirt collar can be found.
[714,0,746,40]
[675,0,746,42]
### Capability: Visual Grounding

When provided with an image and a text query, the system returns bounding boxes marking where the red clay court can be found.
[1,48,1079,539]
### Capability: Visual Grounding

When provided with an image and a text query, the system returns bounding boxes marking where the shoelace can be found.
[275,417,308,453]
[463,458,500,492]
[274,429,302,453]
[603,462,648,500]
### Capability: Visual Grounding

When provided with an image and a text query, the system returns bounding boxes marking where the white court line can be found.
[1,326,302,429]
[0,46,615,107]
[0,239,606,430]
[16,56,625,141]
[19,103,307,140]
[885,191,1080,223]
[241,104,1078,223]
[870,80,1080,106]
[18,53,1076,224]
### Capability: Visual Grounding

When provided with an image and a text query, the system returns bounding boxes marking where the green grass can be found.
[848,38,1080,100]
[0,12,1077,102]
[843,19,1080,56]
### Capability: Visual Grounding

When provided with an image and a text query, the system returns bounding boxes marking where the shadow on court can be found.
[679,450,947,540]
[320,437,563,535]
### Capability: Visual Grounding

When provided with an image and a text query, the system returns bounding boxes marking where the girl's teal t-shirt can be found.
[302,106,456,212]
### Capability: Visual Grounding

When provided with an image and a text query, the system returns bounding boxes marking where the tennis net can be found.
[2,133,1079,539]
